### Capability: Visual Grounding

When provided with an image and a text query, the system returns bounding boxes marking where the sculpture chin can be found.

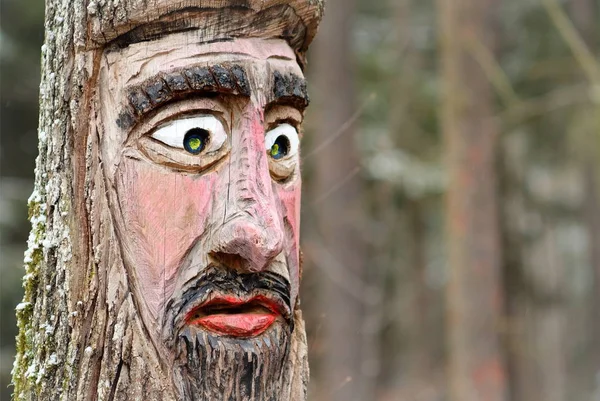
[163,267,295,400]
[172,321,292,401]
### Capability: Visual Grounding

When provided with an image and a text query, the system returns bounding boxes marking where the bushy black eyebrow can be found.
[270,71,309,111]
[116,63,250,130]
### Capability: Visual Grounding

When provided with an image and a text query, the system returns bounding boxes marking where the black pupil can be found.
[271,135,290,160]
[184,128,209,154]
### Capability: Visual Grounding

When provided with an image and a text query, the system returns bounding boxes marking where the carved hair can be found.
[88,0,324,66]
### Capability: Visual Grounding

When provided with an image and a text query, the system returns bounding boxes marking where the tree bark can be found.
[437,0,509,399]
[12,2,96,399]
[12,1,323,400]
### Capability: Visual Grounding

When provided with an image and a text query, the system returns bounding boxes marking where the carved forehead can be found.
[103,36,301,84]
[89,0,324,64]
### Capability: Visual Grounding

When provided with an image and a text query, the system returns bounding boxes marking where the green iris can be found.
[184,128,209,154]
[187,137,202,151]
[269,135,289,160]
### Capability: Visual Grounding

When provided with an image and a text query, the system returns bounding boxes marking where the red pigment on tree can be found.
[194,314,276,337]
[186,295,283,337]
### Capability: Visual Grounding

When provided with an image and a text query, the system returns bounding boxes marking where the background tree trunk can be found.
[386,0,440,397]
[438,0,509,399]
[569,0,600,394]
[309,0,373,399]
[499,131,536,401]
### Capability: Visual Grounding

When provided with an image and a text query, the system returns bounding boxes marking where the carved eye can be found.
[265,124,299,160]
[265,123,299,181]
[151,115,227,155]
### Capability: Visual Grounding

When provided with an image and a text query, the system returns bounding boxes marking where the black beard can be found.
[163,267,294,401]
[172,323,291,401]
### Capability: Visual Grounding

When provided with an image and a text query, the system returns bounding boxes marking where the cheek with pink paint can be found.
[116,158,216,316]
[277,183,301,243]
[276,181,302,296]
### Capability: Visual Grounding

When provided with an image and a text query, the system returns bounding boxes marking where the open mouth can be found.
[185,295,283,337]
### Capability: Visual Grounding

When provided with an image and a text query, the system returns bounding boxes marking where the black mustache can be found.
[163,266,292,342]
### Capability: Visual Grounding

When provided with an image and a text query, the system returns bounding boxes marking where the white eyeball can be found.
[265,123,299,160]
[151,115,227,155]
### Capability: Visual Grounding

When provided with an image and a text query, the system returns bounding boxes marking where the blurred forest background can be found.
[1,0,599,400]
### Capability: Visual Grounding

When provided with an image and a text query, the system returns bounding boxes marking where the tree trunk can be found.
[12,1,323,400]
[584,163,600,375]
[310,0,373,399]
[499,131,535,401]
[437,0,509,399]
[12,2,97,399]
[570,0,600,393]
[387,0,439,396]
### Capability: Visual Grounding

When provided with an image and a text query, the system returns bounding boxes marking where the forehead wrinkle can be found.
[108,35,296,86]
[122,55,255,87]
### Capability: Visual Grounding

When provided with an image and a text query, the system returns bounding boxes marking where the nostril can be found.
[210,252,244,272]
[211,219,284,272]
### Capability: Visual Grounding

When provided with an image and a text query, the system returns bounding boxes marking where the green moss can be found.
[27,202,41,221]
[13,302,37,398]
[12,198,46,399]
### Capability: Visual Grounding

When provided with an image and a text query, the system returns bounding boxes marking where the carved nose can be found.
[212,217,284,272]
[211,109,285,272]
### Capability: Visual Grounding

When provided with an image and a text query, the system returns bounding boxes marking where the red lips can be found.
[185,295,282,337]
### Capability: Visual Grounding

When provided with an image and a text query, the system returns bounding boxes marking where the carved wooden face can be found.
[97,32,306,397]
